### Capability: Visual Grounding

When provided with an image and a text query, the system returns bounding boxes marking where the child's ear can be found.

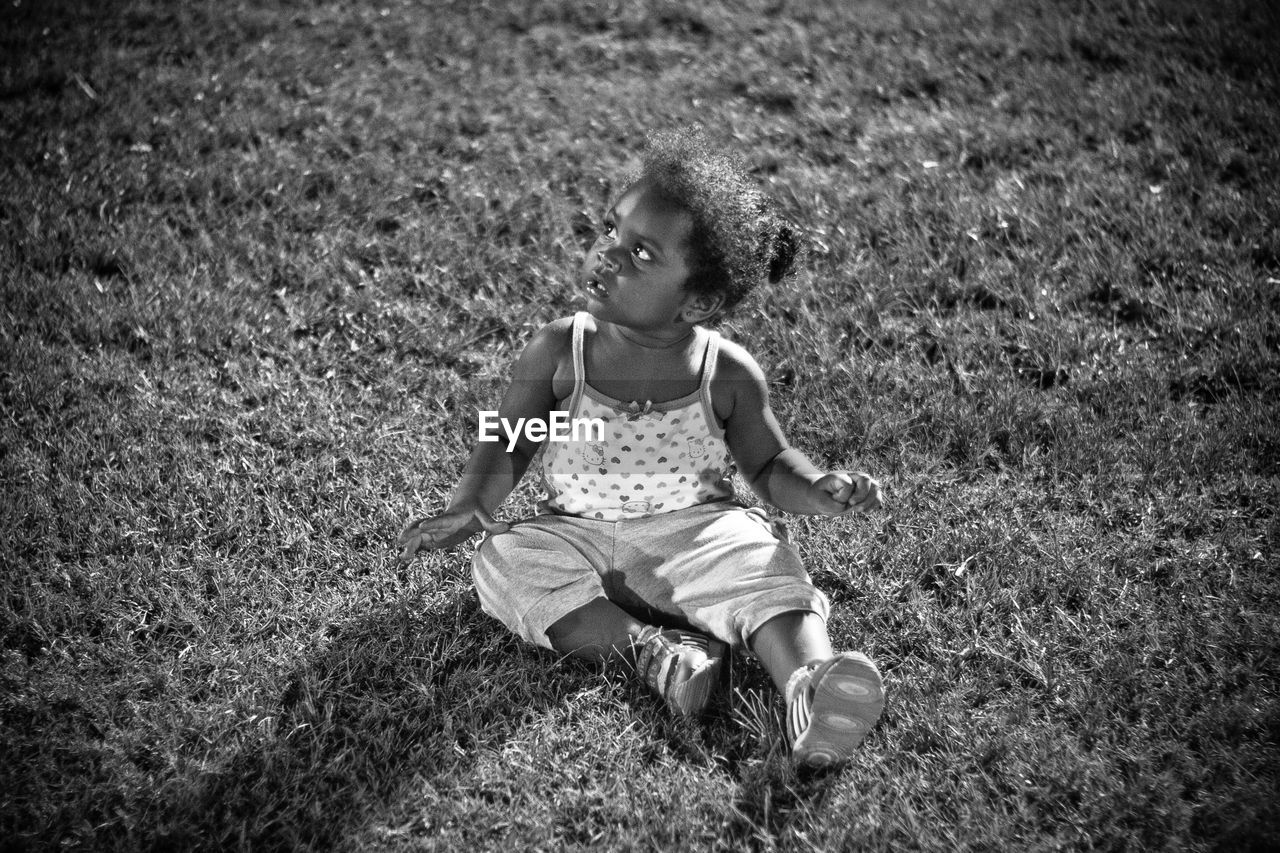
[681,291,724,323]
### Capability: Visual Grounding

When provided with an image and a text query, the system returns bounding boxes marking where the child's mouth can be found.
[586,277,608,299]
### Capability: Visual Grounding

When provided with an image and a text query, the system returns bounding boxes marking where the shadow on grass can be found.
[129,592,848,851]
[140,590,582,852]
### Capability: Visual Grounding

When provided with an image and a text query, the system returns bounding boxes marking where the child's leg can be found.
[545,597,647,663]
[749,610,834,693]
[752,609,885,768]
[547,597,725,718]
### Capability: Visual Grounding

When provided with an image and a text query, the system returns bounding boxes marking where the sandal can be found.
[634,625,726,717]
[786,652,886,768]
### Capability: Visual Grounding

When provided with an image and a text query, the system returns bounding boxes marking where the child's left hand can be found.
[813,471,883,515]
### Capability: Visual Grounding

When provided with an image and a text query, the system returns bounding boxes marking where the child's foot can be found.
[785,652,885,769]
[633,626,726,717]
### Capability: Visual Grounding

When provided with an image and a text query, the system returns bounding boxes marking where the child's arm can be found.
[718,341,881,516]
[397,320,567,561]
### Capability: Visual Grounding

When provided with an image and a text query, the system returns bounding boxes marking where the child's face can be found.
[582,181,699,332]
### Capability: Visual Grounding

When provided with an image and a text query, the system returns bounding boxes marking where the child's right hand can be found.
[822,471,883,514]
[396,507,510,564]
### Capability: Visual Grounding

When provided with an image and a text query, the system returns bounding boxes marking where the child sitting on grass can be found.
[398,128,885,768]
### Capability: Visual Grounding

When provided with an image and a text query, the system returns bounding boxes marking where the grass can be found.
[2,0,1278,849]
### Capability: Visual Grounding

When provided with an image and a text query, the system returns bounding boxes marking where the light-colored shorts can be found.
[471,501,830,650]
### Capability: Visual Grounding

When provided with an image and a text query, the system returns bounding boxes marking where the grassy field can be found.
[2,0,1279,849]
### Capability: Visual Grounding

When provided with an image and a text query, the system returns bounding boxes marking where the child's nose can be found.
[595,249,620,273]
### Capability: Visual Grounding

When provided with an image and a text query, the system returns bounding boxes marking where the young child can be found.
[398,129,885,768]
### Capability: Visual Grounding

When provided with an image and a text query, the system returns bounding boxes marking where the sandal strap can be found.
[784,663,818,746]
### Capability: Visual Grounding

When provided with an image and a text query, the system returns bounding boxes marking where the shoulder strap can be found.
[698,328,723,431]
[567,312,588,415]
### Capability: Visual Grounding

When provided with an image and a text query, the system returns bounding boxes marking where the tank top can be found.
[540,313,736,520]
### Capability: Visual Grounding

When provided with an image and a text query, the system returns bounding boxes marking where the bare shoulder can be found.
[709,334,769,422]
[713,335,767,382]
[525,315,575,351]
[518,315,578,398]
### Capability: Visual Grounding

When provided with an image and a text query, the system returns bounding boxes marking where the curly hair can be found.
[631,127,799,312]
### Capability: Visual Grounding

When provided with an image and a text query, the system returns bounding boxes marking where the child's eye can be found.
[601,222,617,240]
[633,246,653,262]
